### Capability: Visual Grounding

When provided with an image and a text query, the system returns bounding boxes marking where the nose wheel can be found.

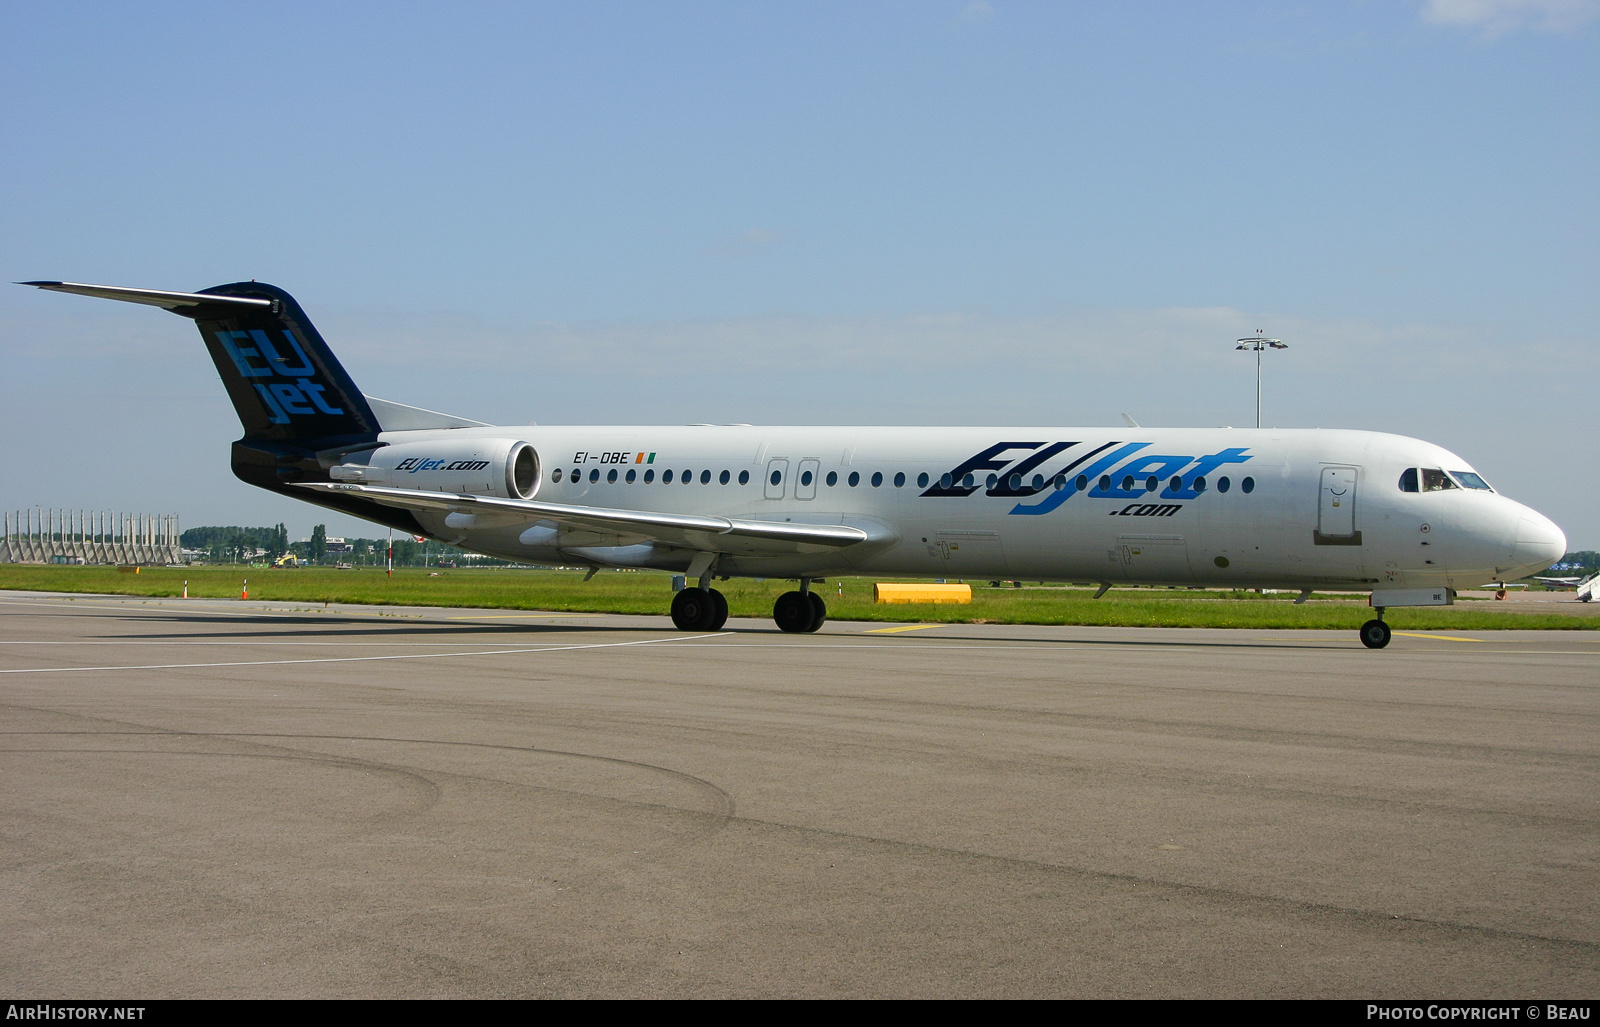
[1359,617,1391,649]
[671,586,728,631]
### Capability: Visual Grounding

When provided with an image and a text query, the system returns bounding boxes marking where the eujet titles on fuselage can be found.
[24,279,1568,649]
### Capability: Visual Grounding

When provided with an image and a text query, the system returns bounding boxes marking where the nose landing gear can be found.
[1359,610,1392,649]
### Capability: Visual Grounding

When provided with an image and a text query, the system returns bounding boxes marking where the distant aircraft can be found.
[22,280,1571,648]
[1534,575,1586,589]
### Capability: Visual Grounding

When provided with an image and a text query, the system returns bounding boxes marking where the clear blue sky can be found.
[3,1,1595,546]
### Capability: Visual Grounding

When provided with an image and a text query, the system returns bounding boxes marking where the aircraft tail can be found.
[22,280,380,444]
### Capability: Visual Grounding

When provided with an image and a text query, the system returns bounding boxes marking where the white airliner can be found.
[23,280,1570,648]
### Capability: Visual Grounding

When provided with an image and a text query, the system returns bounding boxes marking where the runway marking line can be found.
[1393,632,1484,642]
[445,613,582,620]
[863,624,949,634]
[0,632,731,675]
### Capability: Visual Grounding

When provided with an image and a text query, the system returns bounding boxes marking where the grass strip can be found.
[2,566,1593,631]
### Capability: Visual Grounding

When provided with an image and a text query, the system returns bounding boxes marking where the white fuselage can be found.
[360,425,1567,590]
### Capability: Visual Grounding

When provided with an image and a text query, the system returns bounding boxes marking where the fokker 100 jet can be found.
[23,280,1569,649]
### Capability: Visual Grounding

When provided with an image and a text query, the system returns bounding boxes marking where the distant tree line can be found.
[180,524,289,564]
[1550,551,1599,575]
[179,523,531,567]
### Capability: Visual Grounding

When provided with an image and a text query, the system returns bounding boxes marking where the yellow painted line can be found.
[1393,632,1484,642]
[864,624,950,634]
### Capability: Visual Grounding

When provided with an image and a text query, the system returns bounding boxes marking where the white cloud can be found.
[705,228,784,259]
[954,1,996,26]
[1422,0,1600,37]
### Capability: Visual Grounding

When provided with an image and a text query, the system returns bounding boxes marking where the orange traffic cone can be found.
[241,579,248,600]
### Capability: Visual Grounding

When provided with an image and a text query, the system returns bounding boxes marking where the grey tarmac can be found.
[1,590,1595,998]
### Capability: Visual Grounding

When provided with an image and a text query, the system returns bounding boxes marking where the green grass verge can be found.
[2,565,1593,631]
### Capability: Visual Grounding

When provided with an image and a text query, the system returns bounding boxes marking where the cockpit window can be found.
[1421,468,1457,492]
[1399,468,1418,493]
[1451,470,1493,491]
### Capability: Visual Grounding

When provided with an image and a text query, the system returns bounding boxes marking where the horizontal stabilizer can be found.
[295,481,883,555]
[20,281,273,310]
[364,395,492,431]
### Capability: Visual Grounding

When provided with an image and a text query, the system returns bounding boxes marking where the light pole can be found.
[1235,332,1288,428]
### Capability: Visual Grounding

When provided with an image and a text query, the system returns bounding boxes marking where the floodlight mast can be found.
[1235,333,1287,428]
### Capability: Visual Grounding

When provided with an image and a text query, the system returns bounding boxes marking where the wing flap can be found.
[295,481,876,554]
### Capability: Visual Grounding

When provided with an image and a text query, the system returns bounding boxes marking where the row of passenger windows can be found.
[551,466,1258,494]
[1398,468,1493,493]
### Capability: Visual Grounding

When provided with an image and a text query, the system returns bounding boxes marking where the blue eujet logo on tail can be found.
[215,329,345,424]
[925,441,1253,515]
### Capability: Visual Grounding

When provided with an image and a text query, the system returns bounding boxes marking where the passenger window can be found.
[871,471,883,487]
[963,473,975,488]
[626,469,636,483]
[720,470,731,485]
[571,468,580,482]
[1121,475,1135,491]
[1146,476,1158,492]
[894,471,905,488]
[552,469,563,483]
[701,470,712,485]
[682,470,692,485]
[1193,476,1206,492]
[1241,476,1255,494]
[1451,470,1492,491]
[1032,474,1044,491]
[918,472,930,488]
[1099,475,1111,491]
[644,469,655,483]
[940,473,953,489]
[800,470,813,486]
[826,471,838,487]
[739,470,750,485]
[663,469,674,484]
[589,469,600,483]
[1054,474,1066,491]
[1421,468,1456,492]
[770,470,782,486]
[607,469,617,483]
[1169,476,1182,492]
[1217,476,1230,493]
[1399,468,1418,493]
[1076,475,1088,491]
[848,471,860,487]
[987,473,998,488]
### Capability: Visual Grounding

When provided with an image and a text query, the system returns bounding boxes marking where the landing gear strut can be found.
[1359,609,1391,649]
[671,586,728,631]
[773,579,826,633]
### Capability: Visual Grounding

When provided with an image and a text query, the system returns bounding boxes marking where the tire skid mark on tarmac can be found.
[0,707,736,826]
[1,709,1591,960]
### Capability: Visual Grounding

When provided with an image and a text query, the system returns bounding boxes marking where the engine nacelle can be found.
[331,438,539,500]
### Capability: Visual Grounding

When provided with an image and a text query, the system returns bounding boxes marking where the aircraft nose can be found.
[1511,507,1567,576]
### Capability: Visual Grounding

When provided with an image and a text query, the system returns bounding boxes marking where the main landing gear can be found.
[1359,609,1392,650]
[670,585,728,631]
[773,584,826,634]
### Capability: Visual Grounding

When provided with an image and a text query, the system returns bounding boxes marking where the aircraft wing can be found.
[294,481,885,556]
